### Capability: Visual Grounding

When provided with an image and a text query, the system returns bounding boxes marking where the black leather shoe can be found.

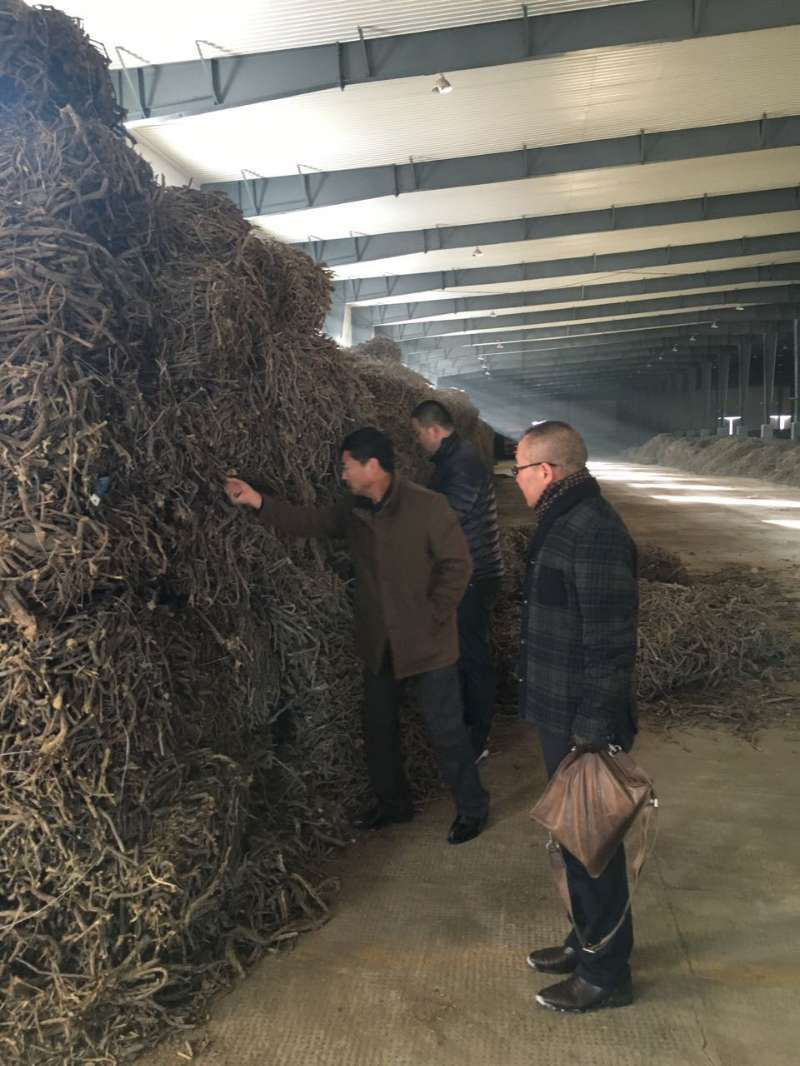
[535,974,633,1014]
[526,945,578,975]
[352,804,413,831]
[447,813,487,845]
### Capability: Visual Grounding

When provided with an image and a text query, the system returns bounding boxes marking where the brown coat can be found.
[257,477,472,679]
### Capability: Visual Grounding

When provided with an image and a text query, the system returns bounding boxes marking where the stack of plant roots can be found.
[345,342,496,480]
[0,4,450,1061]
[493,531,791,714]
[627,432,800,486]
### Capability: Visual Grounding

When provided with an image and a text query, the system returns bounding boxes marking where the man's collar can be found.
[431,432,459,463]
[353,475,400,515]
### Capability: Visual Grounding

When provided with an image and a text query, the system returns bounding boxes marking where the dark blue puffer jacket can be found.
[428,434,504,581]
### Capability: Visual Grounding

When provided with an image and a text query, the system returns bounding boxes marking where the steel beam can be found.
[408,327,796,376]
[365,263,800,325]
[489,352,709,375]
[409,322,799,359]
[496,349,708,370]
[299,186,800,268]
[423,338,743,365]
[377,284,800,340]
[206,114,800,218]
[409,346,739,380]
[400,305,800,351]
[485,365,690,389]
[415,350,725,381]
[117,2,800,121]
[336,232,800,304]
[413,336,735,363]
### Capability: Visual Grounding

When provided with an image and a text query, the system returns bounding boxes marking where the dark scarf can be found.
[533,466,594,520]
[527,467,598,562]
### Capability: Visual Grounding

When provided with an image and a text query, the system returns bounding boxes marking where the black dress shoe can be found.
[351,804,413,831]
[526,944,578,974]
[535,973,633,1014]
[447,813,487,845]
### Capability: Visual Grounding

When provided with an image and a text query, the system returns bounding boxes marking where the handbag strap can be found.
[545,792,658,955]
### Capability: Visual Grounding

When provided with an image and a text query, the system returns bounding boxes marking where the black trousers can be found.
[362,654,489,820]
[457,577,500,757]
[538,729,633,988]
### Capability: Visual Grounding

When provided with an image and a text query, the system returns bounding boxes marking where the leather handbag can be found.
[531,746,658,952]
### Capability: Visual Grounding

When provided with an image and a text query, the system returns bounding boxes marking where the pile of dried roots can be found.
[626,432,800,487]
[0,5,450,1061]
[492,528,791,717]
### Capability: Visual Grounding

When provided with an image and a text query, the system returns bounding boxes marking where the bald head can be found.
[520,421,588,476]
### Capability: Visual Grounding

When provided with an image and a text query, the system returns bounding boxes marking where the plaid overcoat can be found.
[519,477,639,746]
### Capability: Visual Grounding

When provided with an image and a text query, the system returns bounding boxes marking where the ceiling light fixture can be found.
[735,304,745,311]
[432,73,453,95]
[472,246,483,257]
[690,335,696,342]
[711,321,719,329]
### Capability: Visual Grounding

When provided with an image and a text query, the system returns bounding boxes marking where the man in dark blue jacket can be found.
[514,420,639,1014]
[411,401,504,761]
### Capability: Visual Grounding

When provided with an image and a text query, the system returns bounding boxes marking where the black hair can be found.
[410,399,454,430]
[522,420,588,471]
[340,426,395,473]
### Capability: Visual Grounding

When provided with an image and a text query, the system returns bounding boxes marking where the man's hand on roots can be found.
[224,477,263,510]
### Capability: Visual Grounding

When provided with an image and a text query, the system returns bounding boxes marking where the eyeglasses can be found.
[511,461,561,476]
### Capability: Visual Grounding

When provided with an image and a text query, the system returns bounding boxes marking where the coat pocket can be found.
[536,565,568,606]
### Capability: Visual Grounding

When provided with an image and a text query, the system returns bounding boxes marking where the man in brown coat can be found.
[224,427,489,845]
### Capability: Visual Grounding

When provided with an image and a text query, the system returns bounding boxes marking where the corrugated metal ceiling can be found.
[57,0,644,68]
[58,0,800,376]
[134,28,800,183]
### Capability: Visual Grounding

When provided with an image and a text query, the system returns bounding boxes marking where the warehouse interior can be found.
[1,1,799,1063]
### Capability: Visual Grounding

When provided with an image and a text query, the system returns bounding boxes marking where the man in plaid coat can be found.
[514,421,639,1014]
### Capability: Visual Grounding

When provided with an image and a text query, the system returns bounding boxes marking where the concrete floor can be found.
[143,462,800,1066]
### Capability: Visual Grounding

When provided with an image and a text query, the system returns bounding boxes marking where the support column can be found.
[716,353,730,436]
[701,360,713,436]
[761,332,778,439]
[792,320,800,441]
[736,339,752,436]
